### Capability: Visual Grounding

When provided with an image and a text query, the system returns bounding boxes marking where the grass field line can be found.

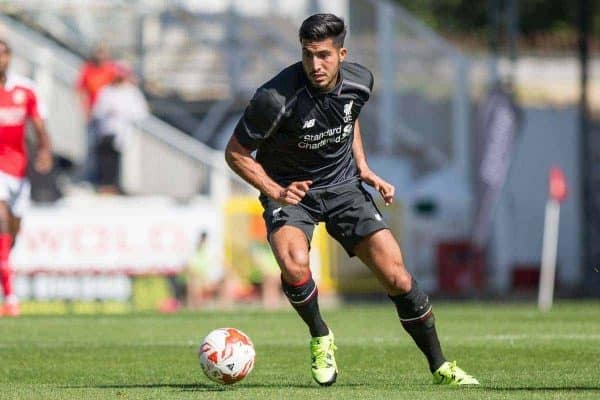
[1,333,599,349]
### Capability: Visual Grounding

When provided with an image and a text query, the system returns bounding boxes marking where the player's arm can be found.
[225,88,311,205]
[31,116,53,174]
[225,136,311,205]
[225,135,283,200]
[352,119,394,205]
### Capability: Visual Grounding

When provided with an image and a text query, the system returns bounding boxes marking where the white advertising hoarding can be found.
[12,197,222,275]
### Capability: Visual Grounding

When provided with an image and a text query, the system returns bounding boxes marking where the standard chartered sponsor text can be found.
[298,125,351,150]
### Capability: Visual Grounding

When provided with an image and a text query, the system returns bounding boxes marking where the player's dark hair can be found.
[299,13,346,48]
[0,39,11,53]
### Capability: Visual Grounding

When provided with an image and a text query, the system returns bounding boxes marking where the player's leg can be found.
[0,201,16,315]
[353,229,478,385]
[260,191,336,385]
[268,224,337,386]
[0,177,30,317]
[353,229,445,368]
[323,181,477,384]
[269,225,328,337]
[3,212,21,317]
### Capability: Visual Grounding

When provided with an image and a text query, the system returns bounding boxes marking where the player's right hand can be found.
[276,180,312,205]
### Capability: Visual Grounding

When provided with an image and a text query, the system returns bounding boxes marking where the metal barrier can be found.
[0,14,247,200]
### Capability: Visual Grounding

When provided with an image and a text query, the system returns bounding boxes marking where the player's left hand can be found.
[34,149,53,174]
[360,169,394,206]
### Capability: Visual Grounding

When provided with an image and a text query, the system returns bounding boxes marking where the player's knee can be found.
[279,249,309,280]
[386,264,412,294]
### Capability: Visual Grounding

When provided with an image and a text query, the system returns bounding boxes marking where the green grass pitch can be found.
[1,302,599,399]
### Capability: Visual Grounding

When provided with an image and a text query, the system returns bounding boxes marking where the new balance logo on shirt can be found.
[302,119,316,129]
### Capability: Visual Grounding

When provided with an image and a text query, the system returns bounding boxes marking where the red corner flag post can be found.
[538,166,568,311]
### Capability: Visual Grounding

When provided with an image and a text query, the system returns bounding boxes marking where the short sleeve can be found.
[233,88,285,150]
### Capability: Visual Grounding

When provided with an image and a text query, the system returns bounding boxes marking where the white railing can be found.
[0,14,246,201]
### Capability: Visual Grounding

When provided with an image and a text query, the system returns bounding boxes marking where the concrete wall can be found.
[489,106,581,292]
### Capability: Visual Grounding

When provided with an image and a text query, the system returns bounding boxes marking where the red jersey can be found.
[0,74,46,178]
[76,61,118,115]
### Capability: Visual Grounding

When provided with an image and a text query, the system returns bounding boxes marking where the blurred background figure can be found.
[0,39,52,317]
[91,62,149,194]
[248,215,284,310]
[158,271,187,314]
[75,44,118,185]
[186,231,226,309]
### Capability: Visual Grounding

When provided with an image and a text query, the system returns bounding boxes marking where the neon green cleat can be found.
[310,330,338,386]
[433,361,480,386]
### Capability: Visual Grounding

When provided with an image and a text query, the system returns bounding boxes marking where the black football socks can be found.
[282,274,329,337]
[389,279,446,372]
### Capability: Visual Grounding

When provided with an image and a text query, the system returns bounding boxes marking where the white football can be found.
[199,328,255,384]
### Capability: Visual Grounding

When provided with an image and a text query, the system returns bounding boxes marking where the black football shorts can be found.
[259,179,389,257]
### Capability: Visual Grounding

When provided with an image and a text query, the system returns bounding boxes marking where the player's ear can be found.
[339,47,347,62]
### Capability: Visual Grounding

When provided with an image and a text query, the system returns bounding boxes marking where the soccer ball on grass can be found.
[199,328,255,384]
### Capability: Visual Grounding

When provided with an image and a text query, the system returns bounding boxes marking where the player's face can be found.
[0,45,11,75]
[301,38,347,91]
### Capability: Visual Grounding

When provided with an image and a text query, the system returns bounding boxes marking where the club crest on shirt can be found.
[12,89,26,105]
[343,100,353,122]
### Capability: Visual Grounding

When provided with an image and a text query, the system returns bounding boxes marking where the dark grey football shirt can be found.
[234,61,373,189]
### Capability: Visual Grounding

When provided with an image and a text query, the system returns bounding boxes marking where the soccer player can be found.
[225,14,479,387]
[0,40,53,316]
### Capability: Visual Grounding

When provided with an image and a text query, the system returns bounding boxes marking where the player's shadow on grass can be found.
[64,382,365,392]
[62,384,226,393]
[181,382,365,391]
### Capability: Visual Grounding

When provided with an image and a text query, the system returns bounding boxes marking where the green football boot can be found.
[310,330,338,386]
[432,361,480,386]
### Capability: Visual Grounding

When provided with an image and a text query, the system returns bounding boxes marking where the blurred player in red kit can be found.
[0,39,53,316]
